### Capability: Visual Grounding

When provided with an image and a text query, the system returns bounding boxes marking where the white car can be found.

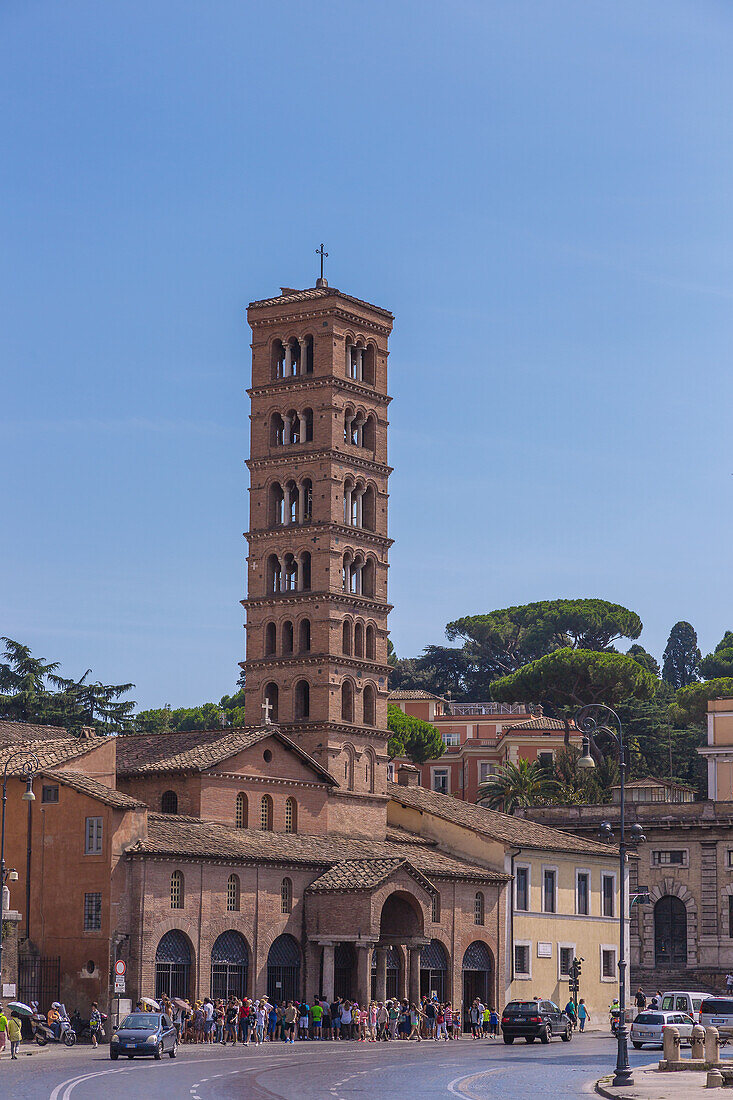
[630,1010,695,1049]
[699,998,733,1031]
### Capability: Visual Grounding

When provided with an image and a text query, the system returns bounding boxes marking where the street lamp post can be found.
[0,751,39,990]
[576,703,645,1090]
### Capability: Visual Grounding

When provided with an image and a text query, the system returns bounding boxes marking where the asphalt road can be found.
[2,1033,654,1100]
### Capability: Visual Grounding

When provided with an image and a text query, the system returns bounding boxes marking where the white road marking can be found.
[447,1069,498,1098]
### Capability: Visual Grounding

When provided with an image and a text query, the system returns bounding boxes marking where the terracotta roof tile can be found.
[248,286,393,319]
[503,716,569,732]
[0,719,76,743]
[387,782,618,857]
[0,738,101,772]
[115,727,336,785]
[387,690,443,701]
[132,815,507,883]
[46,770,147,810]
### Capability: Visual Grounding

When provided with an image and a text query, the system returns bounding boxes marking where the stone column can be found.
[355,488,363,528]
[278,558,286,593]
[322,944,335,1002]
[297,484,305,524]
[356,944,372,1007]
[375,947,388,1003]
[284,341,292,375]
[283,484,291,525]
[344,487,352,525]
[299,337,309,373]
[283,414,292,444]
[295,557,302,591]
[357,346,364,381]
[408,946,421,1005]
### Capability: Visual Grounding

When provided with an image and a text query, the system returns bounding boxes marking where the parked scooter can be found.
[32,1002,77,1047]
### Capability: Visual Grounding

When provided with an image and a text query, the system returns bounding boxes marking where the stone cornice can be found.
[246,449,393,478]
[244,521,393,551]
[248,376,391,405]
[283,720,390,742]
[241,591,392,614]
[249,305,392,337]
[245,654,391,676]
[207,771,332,791]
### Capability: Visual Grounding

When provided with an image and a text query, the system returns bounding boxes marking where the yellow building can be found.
[388,777,625,1023]
[699,697,733,799]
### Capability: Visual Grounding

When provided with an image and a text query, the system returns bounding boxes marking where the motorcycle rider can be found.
[47,1003,62,1040]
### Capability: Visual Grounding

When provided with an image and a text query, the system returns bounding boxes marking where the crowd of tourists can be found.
[155,994,502,1044]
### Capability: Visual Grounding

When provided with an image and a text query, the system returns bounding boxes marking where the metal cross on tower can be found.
[316,243,328,280]
[261,698,273,724]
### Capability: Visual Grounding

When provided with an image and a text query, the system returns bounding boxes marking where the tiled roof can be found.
[616,777,695,791]
[46,770,147,810]
[308,858,405,892]
[248,285,393,320]
[0,738,101,773]
[0,719,75,743]
[388,690,442,701]
[501,717,569,732]
[115,727,336,785]
[387,782,618,857]
[131,815,508,883]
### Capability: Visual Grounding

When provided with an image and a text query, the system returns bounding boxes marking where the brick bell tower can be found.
[242,275,393,830]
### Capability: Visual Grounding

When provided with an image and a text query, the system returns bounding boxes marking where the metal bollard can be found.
[692,1025,706,1060]
[705,1026,721,1066]
[663,1025,681,1065]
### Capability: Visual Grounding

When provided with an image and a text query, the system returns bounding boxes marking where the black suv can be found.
[501,1000,573,1044]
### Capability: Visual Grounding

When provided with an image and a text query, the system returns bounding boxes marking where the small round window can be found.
[86,960,95,975]
[263,749,272,763]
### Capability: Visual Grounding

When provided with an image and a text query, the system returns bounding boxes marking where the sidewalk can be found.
[596,1063,709,1100]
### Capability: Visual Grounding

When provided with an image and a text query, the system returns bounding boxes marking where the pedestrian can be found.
[203,997,214,1044]
[489,1007,499,1038]
[214,1001,224,1043]
[89,1002,103,1047]
[377,1001,388,1041]
[388,999,399,1040]
[564,999,577,1030]
[482,1003,491,1036]
[368,1001,378,1041]
[7,1012,21,1059]
[283,1001,297,1043]
[298,999,310,1041]
[635,987,646,1011]
[470,999,482,1039]
[311,999,323,1039]
[578,1000,590,1032]
[436,1003,447,1041]
[225,999,238,1044]
[443,1003,453,1039]
[331,997,342,1040]
[726,974,733,995]
[256,1001,267,1044]
[321,998,332,1040]
[424,997,436,1039]
[408,1002,423,1041]
[0,1004,7,1057]
[452,1006,461,1038]
[340,1000,352,1040]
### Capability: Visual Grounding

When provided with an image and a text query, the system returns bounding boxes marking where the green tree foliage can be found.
[700,632,733,680]
[386,704,443,765]
[626,644,660,678]
[0,638,136,733]
[477,758,560,813]
[490,648,657,711]
[675,678,733,727]
[551,745,619,805]
[662,621,701,689]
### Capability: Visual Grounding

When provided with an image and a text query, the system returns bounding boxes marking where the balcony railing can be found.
[447,702,533,716]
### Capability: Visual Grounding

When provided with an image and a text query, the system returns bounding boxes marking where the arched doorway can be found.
[211,931,249,1000]
[379,891,423,940]
[421,939,448,1002]
[462,941,493,1025]
[334,943,356,1001]
[371,946,401,1001]
[155,930,192,1002]
[267,934,301,1004]
[655,895,687,968]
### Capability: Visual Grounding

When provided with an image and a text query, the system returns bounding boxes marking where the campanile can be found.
[243,278,393,828]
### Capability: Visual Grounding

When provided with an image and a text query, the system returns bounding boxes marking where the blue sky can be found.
[2,1,732,709]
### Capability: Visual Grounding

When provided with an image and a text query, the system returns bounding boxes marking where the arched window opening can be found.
[300,551,311,591]
[211,931,249,1002]
[363,344,376,386]
[365,624,376,660]
[474,892,485,926]
[294,679,310,720]
[343,746,355,791]
[345,339,355,379]
[343,407,355,444]
[268,482,284,527]
[298,618,311,653]
[282,620,294,655]
[362,558,375,597]
[263,683,279,723]
[285,797,297,834]
[284,480,298,525]
[302,335,313,374]
[235,792,247,829]
[282,553,297,591]
[365,748,376,794]
[284,409,299,445]
[363,414,376,450]
[271,339,285,380]
[270,412,285,447]
[265,621,277,656]
[301,478,313,522]
[227,874,240,912]
[170,870,184,909]
[260,794,273,832]
[342,620,353,656]
[341,681,354,724]
[362,485,376,532]
[354,621,364,658]
[281,877,293,915]
[302,408,313,442]
[266,554,282,594]
[363,684,376,727]
[155,930,192,1002]
[431,893,440,923]
[343,479,354,525]
[283,340,297,378]
[161,790,178,815]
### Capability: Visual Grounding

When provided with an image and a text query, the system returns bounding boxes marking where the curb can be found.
[595,1077,636,1100]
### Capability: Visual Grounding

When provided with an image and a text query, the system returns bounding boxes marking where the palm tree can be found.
[477,758,561,813]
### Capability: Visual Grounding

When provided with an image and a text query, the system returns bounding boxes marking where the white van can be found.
[699,997,733,1031]
[661,991,711,1024]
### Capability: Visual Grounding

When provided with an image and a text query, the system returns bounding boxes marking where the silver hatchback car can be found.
[630,1010,694,1049]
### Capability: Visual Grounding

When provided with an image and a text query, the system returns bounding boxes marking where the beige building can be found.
[388,777,624,1020]
[699,697,733,800]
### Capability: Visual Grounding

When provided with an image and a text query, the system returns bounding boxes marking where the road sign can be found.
[114,959,126,977]
[114,975,126,993]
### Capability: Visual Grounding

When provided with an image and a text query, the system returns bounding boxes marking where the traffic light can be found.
[573,956,583,976]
